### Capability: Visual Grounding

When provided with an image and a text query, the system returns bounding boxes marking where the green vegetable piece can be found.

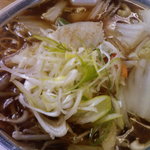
[33,35,58,45]
[33,35,72,52]
[138,40,150,59]
[44,45,66,53]
[77,62,98,87]
[89,122,112,145]
[71,96,112,124]
[97,113,122,124]
[82,63,98,83]
[56,17,70,26]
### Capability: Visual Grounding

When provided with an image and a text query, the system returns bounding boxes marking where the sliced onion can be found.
[33,111,68,139]
[3,98,14,109]
[130,140,150,150]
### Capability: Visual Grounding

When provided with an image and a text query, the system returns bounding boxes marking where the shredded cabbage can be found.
[116,23,146,50]
[123,59,150,121]
[42,0,67,22]
[51,22,104,49]
[137,40,150,59]
[115,9,150,51]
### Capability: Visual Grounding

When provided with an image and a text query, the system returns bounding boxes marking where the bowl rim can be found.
[0,0,150,150]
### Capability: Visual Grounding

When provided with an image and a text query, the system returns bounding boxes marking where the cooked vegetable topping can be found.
[0,33,122,139]
[0,1,150,150]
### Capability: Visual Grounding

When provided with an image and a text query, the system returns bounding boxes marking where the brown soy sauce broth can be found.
[117,116,150,150]
[0,0,150,150]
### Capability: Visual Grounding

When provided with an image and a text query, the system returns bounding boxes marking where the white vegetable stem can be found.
[123,60,150,121]
[52,22,104,49]
[42,0,67,22]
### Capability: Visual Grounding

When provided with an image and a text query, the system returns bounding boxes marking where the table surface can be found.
[0,0,15,9]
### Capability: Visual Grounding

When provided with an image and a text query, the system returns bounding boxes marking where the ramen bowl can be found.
[0,0,150,150]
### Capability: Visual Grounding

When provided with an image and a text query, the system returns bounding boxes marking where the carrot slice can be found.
[121,64,128,78]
